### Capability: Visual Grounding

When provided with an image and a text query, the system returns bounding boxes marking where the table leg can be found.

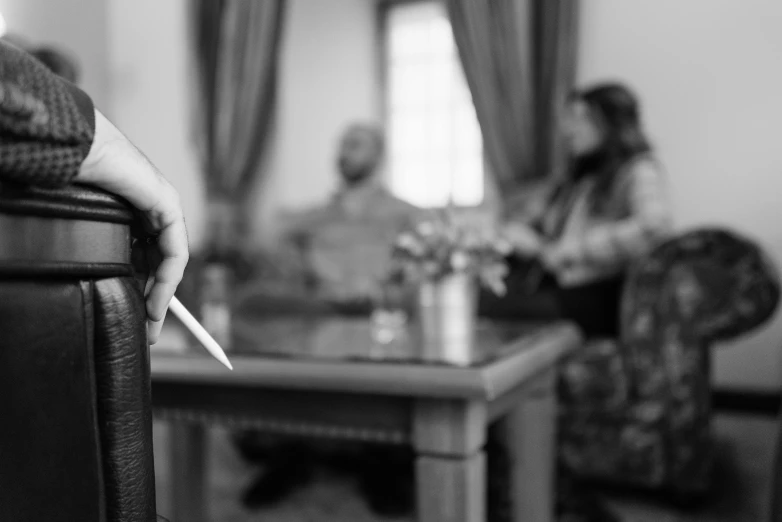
[170,422,208,522]
[417,452,486,522]
[498,368,557,522]
[413,399,487,522]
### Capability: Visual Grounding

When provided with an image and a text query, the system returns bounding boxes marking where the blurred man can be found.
[236,123,420,514]
[286,122,419,303]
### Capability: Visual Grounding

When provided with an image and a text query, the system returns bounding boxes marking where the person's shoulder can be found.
[280,204,331,237]
[0,43,50,126]
[621,153,664,176]
[611,154,669,212]
[616,153,665,189]
[379,189,421,216]
[388,192,420,212]
[0,39,93,144]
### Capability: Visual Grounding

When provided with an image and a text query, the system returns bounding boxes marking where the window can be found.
[384,1,483,208]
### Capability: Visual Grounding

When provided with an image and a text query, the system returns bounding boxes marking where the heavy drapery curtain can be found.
[190,0,286,249]
[446,0,579,197]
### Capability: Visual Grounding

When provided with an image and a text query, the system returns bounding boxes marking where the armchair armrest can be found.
[619,227,779,402]
[622,227,779,345]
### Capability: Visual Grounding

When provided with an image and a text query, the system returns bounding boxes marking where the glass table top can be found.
[160,289,558,368]
[227,314,544,368]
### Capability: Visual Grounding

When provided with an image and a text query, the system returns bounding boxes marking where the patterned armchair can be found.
[559,228,780,499]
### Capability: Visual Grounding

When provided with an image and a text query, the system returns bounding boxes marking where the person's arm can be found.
[543,158,672,270]
[0,41,94,186]
[77,110,189,344]
[500,180,563,257]
[0,41,188,344]
[502,221,544,257]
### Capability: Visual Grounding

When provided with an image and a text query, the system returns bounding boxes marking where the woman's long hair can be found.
[569,83,652,205]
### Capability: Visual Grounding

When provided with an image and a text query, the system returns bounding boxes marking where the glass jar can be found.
[200,262,232,352]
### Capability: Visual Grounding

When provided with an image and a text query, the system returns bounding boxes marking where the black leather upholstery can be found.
[92,277,156,521]
[0,184,157,522]
[0,183,137,224]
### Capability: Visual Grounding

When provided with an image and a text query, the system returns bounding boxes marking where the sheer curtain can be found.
[446,0,579,197]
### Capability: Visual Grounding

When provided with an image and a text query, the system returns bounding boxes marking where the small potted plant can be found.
[391,210,511,364]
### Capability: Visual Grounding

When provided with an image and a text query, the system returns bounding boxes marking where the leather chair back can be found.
[0,184,156,522]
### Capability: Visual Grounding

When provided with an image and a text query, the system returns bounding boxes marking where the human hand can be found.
[540,242,573,273]
[76,109,189,344]
[501,222,542,256]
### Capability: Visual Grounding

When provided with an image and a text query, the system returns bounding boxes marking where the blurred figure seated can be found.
[240,122,419,312]
[479,82,673,522]
[286,122,419,305]
[235,122,420,515]
[480,82,672,338]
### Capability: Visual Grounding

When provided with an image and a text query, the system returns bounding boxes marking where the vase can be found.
[417,272,477,366]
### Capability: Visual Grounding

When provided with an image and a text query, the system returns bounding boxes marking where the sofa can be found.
[558,228,780,500]
[0,184,165,522]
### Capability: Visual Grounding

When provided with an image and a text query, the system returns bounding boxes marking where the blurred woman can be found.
[480,82,672,522]
[480,82,672,338]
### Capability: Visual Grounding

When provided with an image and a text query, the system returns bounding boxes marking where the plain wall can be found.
[107,0,206,248]
[0,0,109,109]
[578,0,782,389]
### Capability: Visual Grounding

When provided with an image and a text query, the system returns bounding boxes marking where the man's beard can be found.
[340,165,375,186]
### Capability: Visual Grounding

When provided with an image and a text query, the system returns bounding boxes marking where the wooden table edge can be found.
[478,322,582,400]
[152,355,489,399]
[151,322,583,400]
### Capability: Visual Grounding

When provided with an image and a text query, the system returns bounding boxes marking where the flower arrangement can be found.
[391,210,511,296]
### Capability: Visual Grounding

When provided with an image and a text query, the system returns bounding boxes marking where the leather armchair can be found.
[0,184,159,522]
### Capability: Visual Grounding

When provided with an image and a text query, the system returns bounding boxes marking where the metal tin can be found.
[417,272,477,366]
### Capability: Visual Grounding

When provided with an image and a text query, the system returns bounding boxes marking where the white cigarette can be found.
[168,297,234,370]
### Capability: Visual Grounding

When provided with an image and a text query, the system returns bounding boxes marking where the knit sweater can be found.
[0,41,95,187]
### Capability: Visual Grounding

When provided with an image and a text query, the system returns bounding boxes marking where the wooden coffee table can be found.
[152,318,580,522]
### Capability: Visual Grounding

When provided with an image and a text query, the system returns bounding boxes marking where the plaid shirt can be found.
[538,155,673,286]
